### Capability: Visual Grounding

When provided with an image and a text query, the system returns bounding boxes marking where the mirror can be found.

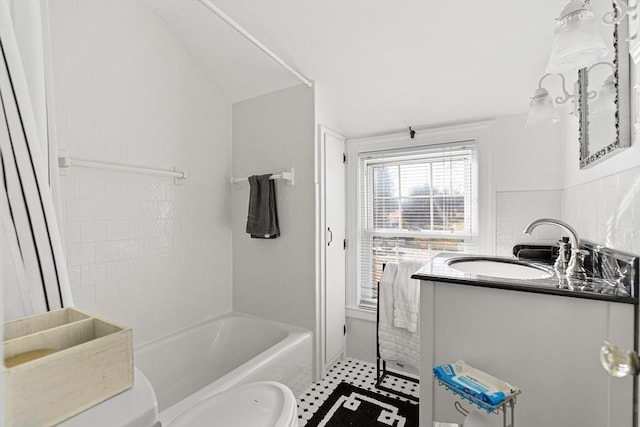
[578,0,631,169]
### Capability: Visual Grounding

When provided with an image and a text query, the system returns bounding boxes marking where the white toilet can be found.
[166,381,298,427]
[60,369,298,427]
[59,368,159,427]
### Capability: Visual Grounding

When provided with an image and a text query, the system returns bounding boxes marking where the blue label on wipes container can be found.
[433,362,509,408]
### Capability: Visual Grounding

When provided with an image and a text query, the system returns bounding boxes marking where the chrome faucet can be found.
[523,218,587,280]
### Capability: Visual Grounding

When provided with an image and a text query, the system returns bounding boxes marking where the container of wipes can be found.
[433,360,517,409]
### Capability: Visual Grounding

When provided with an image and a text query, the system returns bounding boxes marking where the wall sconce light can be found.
[592,74,617,112]
[547,0,610,74]
[600,341,639,377]
[526,88,561,127]
[526,73,574,127]
[585,61,617,117]
[527,61,614,127]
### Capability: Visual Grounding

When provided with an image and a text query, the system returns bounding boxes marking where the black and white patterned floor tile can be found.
[296,358,419,426]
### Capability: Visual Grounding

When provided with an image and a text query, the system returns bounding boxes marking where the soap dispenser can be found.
[554,237,570,274]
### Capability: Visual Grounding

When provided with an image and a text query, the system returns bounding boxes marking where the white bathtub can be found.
[135,312,313,425]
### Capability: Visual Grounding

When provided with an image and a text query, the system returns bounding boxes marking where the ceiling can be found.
[143,0,565,138]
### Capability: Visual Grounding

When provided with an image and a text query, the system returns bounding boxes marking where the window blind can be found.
[357,142,477,308]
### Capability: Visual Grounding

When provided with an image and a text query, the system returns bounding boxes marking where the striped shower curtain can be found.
[0,0,72,316]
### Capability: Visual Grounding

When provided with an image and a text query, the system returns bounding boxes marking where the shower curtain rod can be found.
[197,0,313,88]
[58,156,187,181]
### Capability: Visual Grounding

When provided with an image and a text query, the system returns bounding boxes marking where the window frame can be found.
[358,147,477,308]
[345,122,495,315]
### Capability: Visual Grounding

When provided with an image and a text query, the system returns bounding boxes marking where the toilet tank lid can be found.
[59,367,158,427]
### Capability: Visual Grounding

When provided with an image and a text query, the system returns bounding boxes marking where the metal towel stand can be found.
[375,263,420,402]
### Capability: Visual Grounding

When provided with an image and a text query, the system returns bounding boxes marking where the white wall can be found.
[559,71,640,255]
[555,51,640,253]
[492,113,563,193]
[496,190,562,256]
[49,0,233,346]
[560,102,640,190]
[563,166,640,255]
[480,84,640,258]
[492,113,564,255]
[345,316,376,364]
[231,84,316,333]
[315,81,344,138]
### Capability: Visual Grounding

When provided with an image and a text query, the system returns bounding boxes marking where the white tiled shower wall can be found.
[50,0,233,345]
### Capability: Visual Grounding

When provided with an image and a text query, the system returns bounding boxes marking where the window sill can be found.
[346,306,376,323]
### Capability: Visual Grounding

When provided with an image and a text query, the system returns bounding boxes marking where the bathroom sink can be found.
[446,257,553,280]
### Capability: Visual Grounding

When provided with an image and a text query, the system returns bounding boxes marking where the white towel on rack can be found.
[378,263,420,370]
[392,261,423,333]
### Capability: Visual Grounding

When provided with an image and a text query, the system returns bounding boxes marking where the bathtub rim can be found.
[133,311,312,425]
[134,310,310,351]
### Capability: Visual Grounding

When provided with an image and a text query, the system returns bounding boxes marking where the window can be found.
[357,141,477,308]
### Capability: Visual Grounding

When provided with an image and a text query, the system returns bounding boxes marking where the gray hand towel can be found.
[246,174,280,239]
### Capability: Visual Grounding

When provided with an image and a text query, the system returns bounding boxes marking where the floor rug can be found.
[305,381,418,427]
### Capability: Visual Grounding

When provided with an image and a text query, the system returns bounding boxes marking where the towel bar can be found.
[230,168,294,186]
[58,156,187,184]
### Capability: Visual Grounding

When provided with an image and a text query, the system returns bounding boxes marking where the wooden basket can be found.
[2,307,133,426]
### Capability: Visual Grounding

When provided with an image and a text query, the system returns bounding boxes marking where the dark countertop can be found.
[412,252,637,304]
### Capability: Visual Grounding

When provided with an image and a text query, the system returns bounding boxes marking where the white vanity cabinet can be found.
[419,280,634,427]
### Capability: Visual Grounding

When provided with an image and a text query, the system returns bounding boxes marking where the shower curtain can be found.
[0,0,73,319]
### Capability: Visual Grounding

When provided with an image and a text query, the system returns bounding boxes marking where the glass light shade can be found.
[589,74,616,117]
[526,88,560,127]
[600,341,639,378]
[547,1,610,74]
